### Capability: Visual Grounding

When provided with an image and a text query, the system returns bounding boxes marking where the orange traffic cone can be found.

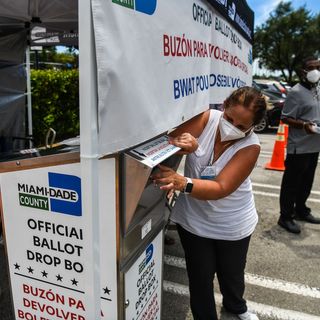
[265,121,286,171]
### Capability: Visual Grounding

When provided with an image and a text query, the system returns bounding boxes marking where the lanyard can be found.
[208,140,234,166]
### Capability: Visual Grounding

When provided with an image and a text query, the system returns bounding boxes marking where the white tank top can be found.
[171,109,259,241]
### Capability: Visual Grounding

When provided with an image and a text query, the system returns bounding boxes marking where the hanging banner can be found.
[31,25,78,46]
[206,0,254,43]
[0,160,118,319]
[92,0,253,155]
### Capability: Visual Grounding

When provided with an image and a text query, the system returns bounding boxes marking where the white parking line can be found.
[253,190,320,203]
[258,154,277,159]
[245,273,320,299]
[163,281,320,320]
[252,182,320,196]
[258,151,320,163]
[259,155,320,164]
[164,255,320,299]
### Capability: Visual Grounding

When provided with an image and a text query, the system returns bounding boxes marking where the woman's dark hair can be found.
[224,86,267,125]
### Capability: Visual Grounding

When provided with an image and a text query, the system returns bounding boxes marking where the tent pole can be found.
[79,0,101,318]
[26,46,33,148]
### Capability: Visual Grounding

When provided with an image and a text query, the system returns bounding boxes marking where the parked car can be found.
[252,81,286,132]
[280,81,292,92]
[253,79,287,98]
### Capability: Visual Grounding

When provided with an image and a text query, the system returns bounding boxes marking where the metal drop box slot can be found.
[119,135,182,269]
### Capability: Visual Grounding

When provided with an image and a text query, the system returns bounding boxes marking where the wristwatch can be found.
[182,177,193,194]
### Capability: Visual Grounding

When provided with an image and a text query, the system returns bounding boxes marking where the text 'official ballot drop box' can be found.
[119,135,182,319]
[0,134,181,319]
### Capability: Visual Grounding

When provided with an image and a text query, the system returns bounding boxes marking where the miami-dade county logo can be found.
[112,0,157,15]
[18,172,82,216]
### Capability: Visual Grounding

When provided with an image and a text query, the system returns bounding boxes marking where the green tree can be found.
[31,46,78,69]
[253,1,320,85]
[54,51,78,68]
[31,69,79,146]
[39,46,57,63]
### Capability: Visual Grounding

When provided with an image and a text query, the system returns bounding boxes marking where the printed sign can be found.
[91,0,253,155]
[31,26,78,46]
[206,0,254,43]
[125,231,163,320]
[131,135,181,168]
[0,161,118,319]
[18,172,82,216]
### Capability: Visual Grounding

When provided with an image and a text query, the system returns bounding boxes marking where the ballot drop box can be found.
[0,135,181,319]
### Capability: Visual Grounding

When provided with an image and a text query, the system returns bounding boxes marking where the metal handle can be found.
[45,127,56,149]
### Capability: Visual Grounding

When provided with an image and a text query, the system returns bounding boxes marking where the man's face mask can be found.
[219,115,252,142]
[306,69,320,84]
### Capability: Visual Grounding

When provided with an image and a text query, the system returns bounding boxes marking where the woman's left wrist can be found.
[181,177,193,194]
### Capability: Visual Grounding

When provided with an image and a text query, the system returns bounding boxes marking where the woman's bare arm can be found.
[153,144,260,200]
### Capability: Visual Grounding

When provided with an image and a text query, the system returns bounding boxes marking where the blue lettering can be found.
[217,74,221,87]
[174,77,197,99]
[173,73,246,99]
[48,173,81,217]
[232,77,237,87]
[179,78,189,97]
[174,80,180,99]
[188,78,193,95]
[210,74,216,87]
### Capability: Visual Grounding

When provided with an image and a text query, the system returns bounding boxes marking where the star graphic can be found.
[71,278,78,286]
[41,270,48,278]
[56,274,63,282]
[14,263,20,270]
[27,266,34,274]
[103,286,111,295]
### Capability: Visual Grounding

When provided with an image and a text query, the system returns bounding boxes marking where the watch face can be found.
[185,182,193,193]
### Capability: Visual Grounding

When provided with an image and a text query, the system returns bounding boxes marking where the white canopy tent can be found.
[0,0,77,43]
[0,0,78,152]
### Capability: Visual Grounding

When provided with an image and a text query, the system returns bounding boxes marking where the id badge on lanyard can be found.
[201,145,217,180]
[200,165,217,180]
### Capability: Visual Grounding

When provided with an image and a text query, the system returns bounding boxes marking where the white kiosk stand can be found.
[0,136,181,320]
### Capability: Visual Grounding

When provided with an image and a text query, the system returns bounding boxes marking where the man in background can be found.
[278,56,320,234]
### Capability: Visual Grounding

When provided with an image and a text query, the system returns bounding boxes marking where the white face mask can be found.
[219,116,251,142]
[306,69,320,84]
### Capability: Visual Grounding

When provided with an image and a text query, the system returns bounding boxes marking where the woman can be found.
[152,86,266,320]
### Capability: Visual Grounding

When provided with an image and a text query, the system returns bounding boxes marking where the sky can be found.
[247,0,319,76]
[246,0,320,27]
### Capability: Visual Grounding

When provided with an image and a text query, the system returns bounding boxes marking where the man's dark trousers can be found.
[280,152,319,219]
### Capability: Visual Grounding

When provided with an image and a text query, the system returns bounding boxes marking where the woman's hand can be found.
[151,165,186,192]
[168,133,198,154]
